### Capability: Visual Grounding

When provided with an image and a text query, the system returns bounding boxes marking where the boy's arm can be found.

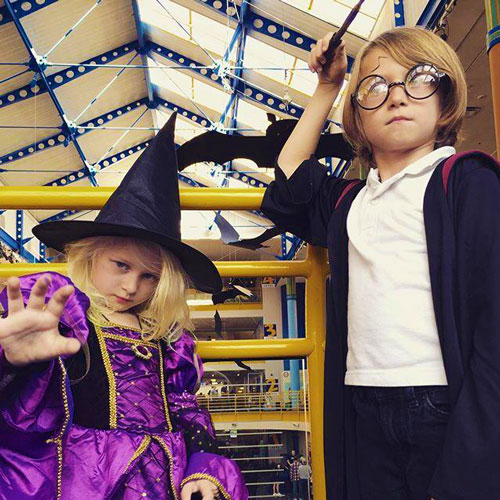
[278,34,347,178]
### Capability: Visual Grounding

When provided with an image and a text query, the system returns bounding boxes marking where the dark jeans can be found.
[298,478,309,499]
[352,385,451,500]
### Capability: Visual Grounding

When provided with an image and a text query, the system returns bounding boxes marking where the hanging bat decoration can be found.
[177,114,353,171]
[212,284,253,305]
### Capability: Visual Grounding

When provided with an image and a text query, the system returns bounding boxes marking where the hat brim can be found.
[32,221,222,294]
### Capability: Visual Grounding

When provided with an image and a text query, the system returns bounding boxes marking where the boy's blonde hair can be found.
[65,236,193,343]
[342,26,468,169]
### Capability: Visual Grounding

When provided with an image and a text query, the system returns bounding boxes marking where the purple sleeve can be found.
[164,333,248,499]
[0,272,90,437]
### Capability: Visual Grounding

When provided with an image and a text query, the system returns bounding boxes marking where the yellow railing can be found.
[0,187,329,499]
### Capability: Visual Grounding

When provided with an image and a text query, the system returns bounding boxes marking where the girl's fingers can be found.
[54,336,81,358]
[6,277,24,314]
[27,275,50,310]
[200,483,216,500]
[45,285,74,319]
[180,482,195,500]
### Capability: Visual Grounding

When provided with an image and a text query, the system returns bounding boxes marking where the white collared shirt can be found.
[345,147,455,386]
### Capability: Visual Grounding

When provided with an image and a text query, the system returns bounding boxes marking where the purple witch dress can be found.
[0,273,248,500]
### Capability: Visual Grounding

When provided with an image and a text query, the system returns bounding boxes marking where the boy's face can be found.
[356,48,442,160]
[91,241,160,312]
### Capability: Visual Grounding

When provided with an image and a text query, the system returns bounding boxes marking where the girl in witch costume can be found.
[0,113,248,500]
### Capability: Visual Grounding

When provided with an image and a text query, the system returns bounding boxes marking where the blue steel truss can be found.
[148,41,306,119]
[394,0,406,26]
[4,0,99,187]
[0,42,138,111]
[0,98,148,167]
[417,0,449,28]
[193,0,354,70]
[0,0,58,27]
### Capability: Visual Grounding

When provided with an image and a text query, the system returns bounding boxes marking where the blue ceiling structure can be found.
[0,0,451,262]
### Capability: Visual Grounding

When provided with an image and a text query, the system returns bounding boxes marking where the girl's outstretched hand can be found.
[180,479,219,500]
[309,33,347,88]
[0,275,81,367]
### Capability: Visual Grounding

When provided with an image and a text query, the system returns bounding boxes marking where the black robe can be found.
[261,151,500,500]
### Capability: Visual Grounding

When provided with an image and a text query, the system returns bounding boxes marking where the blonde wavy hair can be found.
[65,236,193,343]
[342,26,468,169]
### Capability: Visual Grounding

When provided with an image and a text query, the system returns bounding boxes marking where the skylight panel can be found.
[148,60,193,96]
[236,99,272,131]
[191,12,236,59]
[244,37,296,83]
[139,0,191,41]
[193,79,231,114]
[282,0,382,39]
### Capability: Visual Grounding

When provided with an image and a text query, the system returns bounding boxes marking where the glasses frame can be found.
[351,63,448,111]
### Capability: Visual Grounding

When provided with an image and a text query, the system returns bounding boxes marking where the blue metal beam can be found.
[45,140,150,187]
[0,41,138,111]
[0,0,58,27]
[0,226,40,262]
[148,41,306,119]
[155,95,213,128]
[417,0,449,28]
[193,0,354,70]
[5,0,98,186]
[132,0,155,109]
[0,98,148,167]
[394,0,406,26]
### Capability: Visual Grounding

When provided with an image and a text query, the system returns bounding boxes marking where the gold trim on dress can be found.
[157,343,173,432]
[94,324,118,428]
[152,436,180,500]
[131,344,153,360]
[124,435,152,472]
[101,331,157,349]
[45,357,72,500]
[180,473,232,500]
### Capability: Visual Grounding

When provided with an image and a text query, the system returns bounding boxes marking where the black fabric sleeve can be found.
[261,156,356,247]
[429,165,500,500]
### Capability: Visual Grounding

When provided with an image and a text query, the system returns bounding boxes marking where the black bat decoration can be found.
[177,115,353,170]
[234,360,253,371]
[214,310,222,338]
[227,226,283,251]
[212,286,253,305]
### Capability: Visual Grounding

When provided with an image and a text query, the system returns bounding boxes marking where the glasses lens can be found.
[356,76,388,109]
[406,64,441,99]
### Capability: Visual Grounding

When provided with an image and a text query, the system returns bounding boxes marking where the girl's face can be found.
[356,48,442,159]
[91,241,161,312]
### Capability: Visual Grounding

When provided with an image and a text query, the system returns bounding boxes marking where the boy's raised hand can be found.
[0,275,81,367]
[309,33,347,88]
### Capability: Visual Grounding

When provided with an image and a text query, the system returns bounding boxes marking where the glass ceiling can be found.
[135,0,389,233]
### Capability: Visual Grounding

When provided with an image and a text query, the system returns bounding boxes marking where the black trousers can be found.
[352,386,450,500]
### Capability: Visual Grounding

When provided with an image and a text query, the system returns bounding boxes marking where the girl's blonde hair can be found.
[342,26,468,169]
[65,236,193,343]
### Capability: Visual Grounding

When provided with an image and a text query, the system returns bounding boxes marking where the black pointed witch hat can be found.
[33,113,222,293]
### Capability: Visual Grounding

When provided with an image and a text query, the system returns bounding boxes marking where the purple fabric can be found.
[184,452,249,500]
[0,272,247,499]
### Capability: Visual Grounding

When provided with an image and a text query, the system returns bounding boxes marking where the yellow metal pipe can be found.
[0,187,265,210]
[196,338,314,360]
[305,246,328,500]
[0,261,311,279]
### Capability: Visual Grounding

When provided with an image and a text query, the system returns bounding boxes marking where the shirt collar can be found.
[367,146,456,191]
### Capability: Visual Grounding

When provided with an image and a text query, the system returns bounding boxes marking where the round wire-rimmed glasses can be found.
[351,63,449,110]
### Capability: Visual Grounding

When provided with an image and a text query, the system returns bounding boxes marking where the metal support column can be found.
[486,0,500,157]
[286,277,301,409]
